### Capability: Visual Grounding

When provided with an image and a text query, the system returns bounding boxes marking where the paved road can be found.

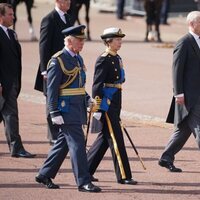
[0,2,199,200]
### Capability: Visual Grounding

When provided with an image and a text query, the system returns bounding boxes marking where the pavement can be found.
[0,2,200,200]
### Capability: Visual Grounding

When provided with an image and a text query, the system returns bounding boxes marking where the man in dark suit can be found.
[159,11,200,172]
[0,3,35,158]
[34,0,72,144]
[35,25,101,192]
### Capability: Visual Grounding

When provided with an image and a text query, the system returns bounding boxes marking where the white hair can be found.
[186,11,200,24]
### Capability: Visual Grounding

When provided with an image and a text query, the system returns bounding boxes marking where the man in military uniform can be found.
[87,27,137,185]
[35,25,101,192]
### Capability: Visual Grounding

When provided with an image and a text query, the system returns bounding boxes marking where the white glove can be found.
[93,112,102,121]
[52,116,64,125]
[87,98,96,112]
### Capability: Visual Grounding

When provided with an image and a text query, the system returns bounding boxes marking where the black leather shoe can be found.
[35,174,59,189]
[11,149,36,158]
[119,178,138,185]
[91,175,98,182]
[158,159,182,172]
[78,182,101,193]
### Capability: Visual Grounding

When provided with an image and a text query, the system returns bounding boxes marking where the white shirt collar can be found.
[189,30,199,40]
[64,47,76,57]
[189,30,200,48]
[0,24,8,32]
[55,6,67,23]
[0,24,10,38]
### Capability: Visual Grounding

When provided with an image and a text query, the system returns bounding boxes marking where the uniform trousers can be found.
[39,123,91,187]
[87,110,132,181]
[160,97,200,163]
[1,82,23,155]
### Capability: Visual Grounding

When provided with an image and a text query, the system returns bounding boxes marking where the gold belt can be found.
[59,88,85,96]
[104,83,122,89]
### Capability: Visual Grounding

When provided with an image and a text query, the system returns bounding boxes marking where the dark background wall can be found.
[170,0,197,12]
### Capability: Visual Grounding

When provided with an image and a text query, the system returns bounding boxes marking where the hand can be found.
[93,112,102,121]
[87,98,96,112]
[175,96,185,105]
[41,71,47,80]
[52,116,64,125]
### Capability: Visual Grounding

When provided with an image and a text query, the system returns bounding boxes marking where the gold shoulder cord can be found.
[57,56,80,89]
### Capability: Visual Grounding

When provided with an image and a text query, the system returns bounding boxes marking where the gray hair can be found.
[186,11,200,24]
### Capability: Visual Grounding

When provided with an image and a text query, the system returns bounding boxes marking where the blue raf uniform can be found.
[87,28,137,184]
[36,25,98,190]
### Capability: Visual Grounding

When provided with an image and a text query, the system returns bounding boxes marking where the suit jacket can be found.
[0,27,22,99]
[166,33,200,126]
[34,9,71,94]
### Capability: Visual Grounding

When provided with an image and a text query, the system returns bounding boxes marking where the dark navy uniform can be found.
[38,48,91,187]
[87,28,136,184]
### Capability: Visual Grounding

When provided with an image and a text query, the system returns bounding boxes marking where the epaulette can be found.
[101,52,108,57]
[52,50,63,58]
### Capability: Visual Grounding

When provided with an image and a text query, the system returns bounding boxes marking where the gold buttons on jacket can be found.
[116,76,119,79]
[115,68,117,71]
[112,62,114,64]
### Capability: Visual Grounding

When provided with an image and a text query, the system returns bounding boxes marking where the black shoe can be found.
[158,159,182,172]
[91,175,99,182]
[35,174,60,189]
[11,149,36,158]
[119,178,138,185]
[78,182,101,193]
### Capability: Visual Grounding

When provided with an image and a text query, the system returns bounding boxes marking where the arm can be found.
[39,16,54,74]
[47,58,64,124]
[172,38,187,104]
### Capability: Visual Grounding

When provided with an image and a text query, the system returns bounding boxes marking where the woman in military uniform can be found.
[87,27,137,185]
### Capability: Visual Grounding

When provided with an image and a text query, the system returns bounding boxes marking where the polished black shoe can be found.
[158,159,182,172]
[119,178,138,185]
[91,175,99,182]
[35,174,60,189]
[78,182,101,193]
[11,149,36,158]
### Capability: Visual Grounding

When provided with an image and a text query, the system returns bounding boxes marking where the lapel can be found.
[53,10,69,31]
[188,33,200,61]
[0,27,20,58]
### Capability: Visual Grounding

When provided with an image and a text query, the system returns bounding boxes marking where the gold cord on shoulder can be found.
[57,56,80,89]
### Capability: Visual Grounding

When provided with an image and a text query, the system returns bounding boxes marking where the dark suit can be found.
[160,33,200,163]
[0,27,24,154]
[87,50,133,182]
[34,9,71,141]
[38,49,91,187]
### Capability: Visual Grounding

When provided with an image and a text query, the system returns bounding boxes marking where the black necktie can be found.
[64,13,69,24]
[74,55,80,67]
[7,29,15,42]
[7,29,17,50]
